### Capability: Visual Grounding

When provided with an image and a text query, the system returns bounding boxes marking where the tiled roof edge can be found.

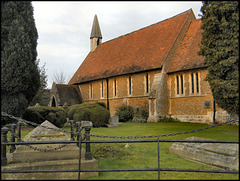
[101,9,193,45]
[71,67,163,85]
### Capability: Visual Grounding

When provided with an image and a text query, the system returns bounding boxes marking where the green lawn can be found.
[5,122,239,180]
[84,122,239,180]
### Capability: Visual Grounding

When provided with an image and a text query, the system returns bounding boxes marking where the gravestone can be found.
[169,136,239,171]
[2,120,98,180]
[107,115,119,127]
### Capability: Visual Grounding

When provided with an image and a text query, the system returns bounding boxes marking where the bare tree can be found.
[52,69,69,84]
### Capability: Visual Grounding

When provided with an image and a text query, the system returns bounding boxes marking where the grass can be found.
[5,122,239,180]
[85,122,239,180]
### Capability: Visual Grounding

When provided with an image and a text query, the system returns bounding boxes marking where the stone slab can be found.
[169,137,239,171]
[1,158,98,180]
[107,115,120,127]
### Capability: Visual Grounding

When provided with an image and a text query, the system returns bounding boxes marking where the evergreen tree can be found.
[1,1,40,125]
[198,1,239,114]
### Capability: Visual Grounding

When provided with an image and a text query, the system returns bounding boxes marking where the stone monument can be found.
[169,136,239,171]
[107,115,119,127]
[2,120,98,180]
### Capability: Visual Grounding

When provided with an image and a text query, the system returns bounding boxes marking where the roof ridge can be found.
[101,8,193,45]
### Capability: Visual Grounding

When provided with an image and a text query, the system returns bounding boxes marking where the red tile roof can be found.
[168,19,206,73]
[69,9,193,85]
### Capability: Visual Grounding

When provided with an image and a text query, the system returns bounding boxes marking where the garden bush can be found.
[67,103,110,127]
[131,108,149,123]
[115,104,134,122]
[115,104,149,123]
[22,106,67,127]
[96,101,107,108]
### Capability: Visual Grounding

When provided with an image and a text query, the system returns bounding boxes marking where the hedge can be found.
[67,103,110,127]
[22,106,67,128]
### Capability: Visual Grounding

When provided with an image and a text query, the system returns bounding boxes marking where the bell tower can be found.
[90,15,102,52]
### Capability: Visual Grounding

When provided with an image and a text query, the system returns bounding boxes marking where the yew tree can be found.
[198,1,239,114]
[1,1,40,125]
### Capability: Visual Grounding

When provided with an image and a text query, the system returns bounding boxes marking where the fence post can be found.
[82,121,93,160]
[69,120,75,141]
[17,121,21,142]
[10,123,17,153]
[76,121,81,147]
[1,127,9,166]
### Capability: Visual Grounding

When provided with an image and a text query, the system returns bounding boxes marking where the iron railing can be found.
[1,112,239,180]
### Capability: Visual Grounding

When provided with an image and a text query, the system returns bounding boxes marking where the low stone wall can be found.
[172,110,235,124]
[172,115,210,123]
[169,137,239,171]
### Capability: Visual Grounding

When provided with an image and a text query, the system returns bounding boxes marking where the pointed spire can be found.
[90,15,102,39]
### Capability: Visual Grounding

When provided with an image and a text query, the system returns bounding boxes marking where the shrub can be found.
[131,108,149,123]
[67,103,110,127]
[139,109,149,120]
[22,106,67,127]
[158,116,180,122]
[115,104,134,122]
[96,101,107,108]
[67,104,83,120]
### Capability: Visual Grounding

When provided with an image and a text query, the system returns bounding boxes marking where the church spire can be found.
[90,15,102,52]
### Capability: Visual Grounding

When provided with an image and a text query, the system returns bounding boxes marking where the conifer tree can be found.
[198,1,239,114]
[1,1,40,124]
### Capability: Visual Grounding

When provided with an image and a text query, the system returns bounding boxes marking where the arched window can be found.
[191,72,200,94]
[180,74,183,94]
[176,74,184,95]
[101,81,104,97]
[129,75,132,95]
[90,84,93,99]
[196,72,199,93]
[191,73,194,93]
[146,73,149,93]
[176,75,179,95]
[114,79,117,96]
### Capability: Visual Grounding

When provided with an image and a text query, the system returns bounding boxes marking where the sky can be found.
[32,1,203,89]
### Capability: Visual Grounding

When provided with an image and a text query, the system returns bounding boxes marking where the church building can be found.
[51,9,229,123]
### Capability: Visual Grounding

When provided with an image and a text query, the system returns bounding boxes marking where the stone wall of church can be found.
[168,69,229,123]
[155,11,196,119]
[78,69,161,116]
[78,68,229,123]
